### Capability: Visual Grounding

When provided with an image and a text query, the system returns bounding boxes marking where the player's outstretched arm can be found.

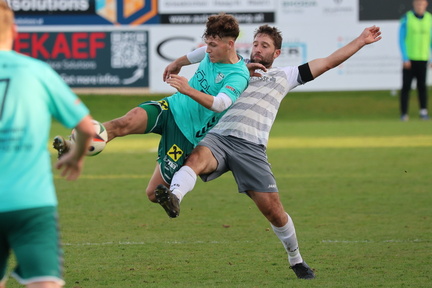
[308,26,382,79]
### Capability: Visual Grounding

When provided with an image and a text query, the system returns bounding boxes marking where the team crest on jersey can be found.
[215,72,225,83]
[158,100,169,110]
[167,144,183,162]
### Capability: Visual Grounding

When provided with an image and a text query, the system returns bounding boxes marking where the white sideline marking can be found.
[63,239,429,246]
[62,241,245,246]
[322,239,428,243]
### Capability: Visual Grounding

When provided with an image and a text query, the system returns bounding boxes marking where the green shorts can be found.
[138,99,194,183]
[0,206,64,286]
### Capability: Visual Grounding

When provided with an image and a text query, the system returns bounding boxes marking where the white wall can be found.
[150,0,403,93]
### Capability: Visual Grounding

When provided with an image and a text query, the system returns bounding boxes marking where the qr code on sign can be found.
[111,32,147,68]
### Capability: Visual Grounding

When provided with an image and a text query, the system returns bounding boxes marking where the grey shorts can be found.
[198,133,278,193]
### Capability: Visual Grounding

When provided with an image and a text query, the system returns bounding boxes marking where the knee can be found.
[265,210,287,227]
[259,204,288,227]
[251,192,288,226]
[107,108,147,137]
[184,146,215,175]
[185,151,200,167]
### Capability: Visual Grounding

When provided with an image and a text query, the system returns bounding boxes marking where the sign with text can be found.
[11,0,416,92]
[7,0,158,25]
[276,0,357,24]
[158,0,275,24]
[13,30,149,88]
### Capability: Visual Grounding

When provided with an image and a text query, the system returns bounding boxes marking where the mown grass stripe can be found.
[49,135,432,154]
[268,135,432,148]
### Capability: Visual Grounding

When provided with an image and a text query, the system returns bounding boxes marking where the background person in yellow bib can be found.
[399,0,432,121]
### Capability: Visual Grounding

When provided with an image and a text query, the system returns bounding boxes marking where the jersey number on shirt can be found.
[0,78,10,121]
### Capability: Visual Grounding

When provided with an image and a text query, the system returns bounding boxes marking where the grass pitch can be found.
[6,90,432,287]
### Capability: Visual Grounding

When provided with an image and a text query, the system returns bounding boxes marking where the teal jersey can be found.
[167,54,249,146]
[0,51,89,212]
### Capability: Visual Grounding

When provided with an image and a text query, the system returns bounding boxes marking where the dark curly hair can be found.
[254,24,282,49]
[203,13,240,40]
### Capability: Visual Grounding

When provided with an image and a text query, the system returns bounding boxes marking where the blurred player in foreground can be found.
[155,25,382,279]
[0,1,94,287]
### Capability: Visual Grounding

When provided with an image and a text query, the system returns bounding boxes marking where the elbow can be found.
[210,94,232,112]
[210,106,225,113]
[326,62,339,70]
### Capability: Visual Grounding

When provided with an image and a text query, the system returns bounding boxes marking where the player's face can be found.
[250,34,280,68]
[205,36,232,63]
[413,0,428,15]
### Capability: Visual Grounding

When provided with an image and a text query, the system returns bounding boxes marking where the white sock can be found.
[170,166,197,203]
[271,213,303,266]
[420,109,428,116]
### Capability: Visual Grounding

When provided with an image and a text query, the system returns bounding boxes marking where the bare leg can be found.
[53,106,149,158]
[27,281,62,288]
[103,107,149,142]
[248,191,287,227]
[248,190,312,276]
[146,163,168,203]
[183,145,218,175]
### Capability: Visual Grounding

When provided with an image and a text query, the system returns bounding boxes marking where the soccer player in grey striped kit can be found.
[155,24,382,279]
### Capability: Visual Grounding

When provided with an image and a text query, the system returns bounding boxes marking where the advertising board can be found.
[7,0,158,25]
[14,29,149,88]
[9,0,419,92]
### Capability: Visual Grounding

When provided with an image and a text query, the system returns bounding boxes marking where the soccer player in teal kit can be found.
[53,13,251,210]
[0,1,94,287]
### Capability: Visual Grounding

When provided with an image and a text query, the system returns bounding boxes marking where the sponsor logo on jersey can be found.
[195,116,218,138]
[215,72,224,83]
[225,85,235,92]
[167,144,183,162]
[158,100,169,110]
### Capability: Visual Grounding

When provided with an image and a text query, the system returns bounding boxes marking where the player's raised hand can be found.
[166,74,190,94]
[362,25,382,45]
[163,62,182,82]
[55,149,85,181]
[247,62,267,77]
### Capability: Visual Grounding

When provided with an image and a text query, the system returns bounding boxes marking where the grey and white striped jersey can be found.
[208,65,309,147]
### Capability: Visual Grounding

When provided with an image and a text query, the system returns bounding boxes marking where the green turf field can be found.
[6,90,432,287]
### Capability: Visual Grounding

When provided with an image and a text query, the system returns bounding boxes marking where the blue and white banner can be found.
[7,0,159,25]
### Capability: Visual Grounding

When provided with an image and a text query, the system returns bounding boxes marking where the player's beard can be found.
[250,53,272,68]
